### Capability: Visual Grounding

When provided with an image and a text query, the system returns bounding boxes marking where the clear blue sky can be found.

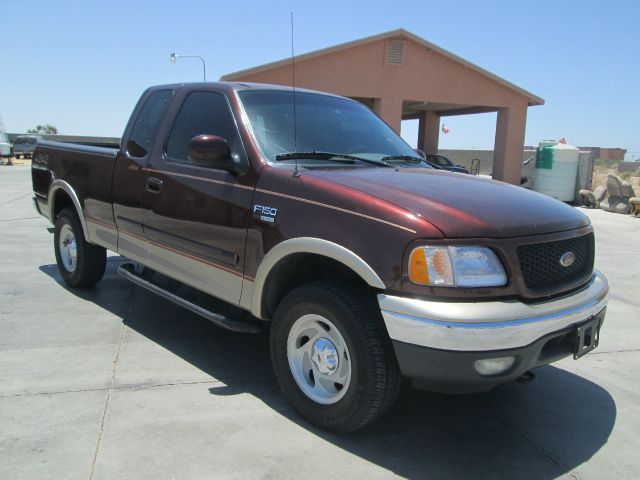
[1,0,638,159]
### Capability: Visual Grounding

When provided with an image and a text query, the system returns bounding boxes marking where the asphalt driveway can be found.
[1,164,639,479]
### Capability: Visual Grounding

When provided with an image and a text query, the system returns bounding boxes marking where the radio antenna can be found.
[290,12,300,178]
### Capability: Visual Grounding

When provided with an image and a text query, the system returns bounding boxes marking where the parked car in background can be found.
[13,135,41,159]
[426,153,470,174]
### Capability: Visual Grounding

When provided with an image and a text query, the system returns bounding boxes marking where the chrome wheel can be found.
[287,314,351,405]
[58,224,77,272]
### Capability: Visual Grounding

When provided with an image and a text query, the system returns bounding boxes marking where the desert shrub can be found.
[621,172,631,180]
[595,158,620,169]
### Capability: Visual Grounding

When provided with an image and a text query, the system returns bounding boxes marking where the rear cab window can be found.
[127,89,174,157]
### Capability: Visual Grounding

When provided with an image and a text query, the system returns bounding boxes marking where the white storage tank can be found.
[533,140,579,202]
[0,131,10,158]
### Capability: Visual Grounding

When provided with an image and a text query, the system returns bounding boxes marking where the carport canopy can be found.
[221,29,544,184]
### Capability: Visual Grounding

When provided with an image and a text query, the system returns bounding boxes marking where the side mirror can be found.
[127,139,148,158]
[414,148,427,160]
[187,135,234,170]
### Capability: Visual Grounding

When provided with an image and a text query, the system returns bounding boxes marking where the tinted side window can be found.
[165,91,240,164]
[128,89,173,157]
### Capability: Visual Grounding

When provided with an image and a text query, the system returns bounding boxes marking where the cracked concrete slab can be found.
[113,287,272,388]
[0,390,108,480]
[1,166,639,479]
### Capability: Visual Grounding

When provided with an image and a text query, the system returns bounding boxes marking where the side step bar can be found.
[117,263,261,334]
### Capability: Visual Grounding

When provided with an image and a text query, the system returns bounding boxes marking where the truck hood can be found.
[306,168,589,238]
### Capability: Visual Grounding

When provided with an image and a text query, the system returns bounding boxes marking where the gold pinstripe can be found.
[142,168,416,234]
[254,188,417,234]
[143,168,254,190]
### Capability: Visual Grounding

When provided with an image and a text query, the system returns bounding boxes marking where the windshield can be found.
[238,90,419,165]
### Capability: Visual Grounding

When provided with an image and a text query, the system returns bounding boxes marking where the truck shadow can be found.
[40,258,616,479]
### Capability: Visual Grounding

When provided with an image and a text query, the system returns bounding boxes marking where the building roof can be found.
[221,28,544,106]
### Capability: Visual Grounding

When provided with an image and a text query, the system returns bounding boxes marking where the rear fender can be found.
[48,179,89,240]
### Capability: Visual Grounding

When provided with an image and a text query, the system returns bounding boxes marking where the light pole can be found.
[170,52,206,82]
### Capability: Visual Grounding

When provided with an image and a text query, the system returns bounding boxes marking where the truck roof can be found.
[146,81,346,99]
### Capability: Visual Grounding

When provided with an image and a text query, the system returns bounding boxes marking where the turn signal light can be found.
[408,248,429,284]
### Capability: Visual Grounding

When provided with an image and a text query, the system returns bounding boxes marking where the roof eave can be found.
[221,28,545,106]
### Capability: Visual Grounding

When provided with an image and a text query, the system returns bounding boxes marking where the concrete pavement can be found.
[1,164,639,479]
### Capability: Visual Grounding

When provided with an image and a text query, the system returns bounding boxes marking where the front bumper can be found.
[378,270,608,392]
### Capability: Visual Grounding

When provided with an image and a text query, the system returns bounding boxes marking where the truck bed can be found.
[32,140,119,231]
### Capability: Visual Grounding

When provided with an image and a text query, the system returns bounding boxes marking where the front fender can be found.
[246,237,385,319]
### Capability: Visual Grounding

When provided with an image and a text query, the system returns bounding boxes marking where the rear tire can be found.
[54,208,106,288]
[270,281,401,432]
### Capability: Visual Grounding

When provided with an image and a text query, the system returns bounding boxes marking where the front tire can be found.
[54,208,106,288]
[270,281,401,432]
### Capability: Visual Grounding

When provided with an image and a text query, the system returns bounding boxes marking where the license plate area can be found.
[573,309,605,359]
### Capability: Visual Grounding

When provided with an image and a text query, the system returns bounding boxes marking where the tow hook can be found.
[516,370,536,385]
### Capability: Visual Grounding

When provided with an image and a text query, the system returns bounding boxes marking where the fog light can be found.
[474,356,516,376]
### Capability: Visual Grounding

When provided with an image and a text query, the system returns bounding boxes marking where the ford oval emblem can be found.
[559,252,576,267]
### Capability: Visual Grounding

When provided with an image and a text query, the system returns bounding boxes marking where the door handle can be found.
[146,177,163,193]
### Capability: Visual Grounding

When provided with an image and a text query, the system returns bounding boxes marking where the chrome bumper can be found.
[379,270,608,352]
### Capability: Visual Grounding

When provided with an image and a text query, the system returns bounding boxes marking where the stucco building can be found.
[222,29,544,185]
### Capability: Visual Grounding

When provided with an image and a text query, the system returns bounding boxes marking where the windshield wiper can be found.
[380,154,424,164]
[275,151,390,167]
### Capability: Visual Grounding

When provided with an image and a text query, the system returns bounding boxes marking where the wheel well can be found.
[52,189,75,220]
[262,253,373,319]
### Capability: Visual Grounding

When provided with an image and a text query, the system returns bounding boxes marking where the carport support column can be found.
[493,105,528,185]
[373,97,403,134]
[417,111,440,154]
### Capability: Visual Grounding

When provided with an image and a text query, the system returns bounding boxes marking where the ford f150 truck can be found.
[32,82,608,432]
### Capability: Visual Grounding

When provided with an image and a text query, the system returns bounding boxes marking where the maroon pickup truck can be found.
[32,82,608,432]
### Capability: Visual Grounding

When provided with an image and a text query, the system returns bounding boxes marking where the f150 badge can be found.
[253,205,278,223]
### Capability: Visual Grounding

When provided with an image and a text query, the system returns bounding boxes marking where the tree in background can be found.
[27,124,58,135]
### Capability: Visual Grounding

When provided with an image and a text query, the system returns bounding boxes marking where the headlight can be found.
[408,246,507,287]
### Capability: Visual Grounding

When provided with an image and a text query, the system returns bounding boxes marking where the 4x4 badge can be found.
[559,252,576,267]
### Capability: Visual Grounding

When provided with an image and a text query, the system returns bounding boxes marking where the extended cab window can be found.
[128,89,173,157]
[165,91,241,164]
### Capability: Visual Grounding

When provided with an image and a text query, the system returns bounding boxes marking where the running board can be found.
[117,263,261,334]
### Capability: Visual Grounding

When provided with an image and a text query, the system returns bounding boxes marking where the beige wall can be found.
[232,38,527,108]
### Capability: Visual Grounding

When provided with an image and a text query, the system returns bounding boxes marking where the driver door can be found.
[141,90,252,305]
